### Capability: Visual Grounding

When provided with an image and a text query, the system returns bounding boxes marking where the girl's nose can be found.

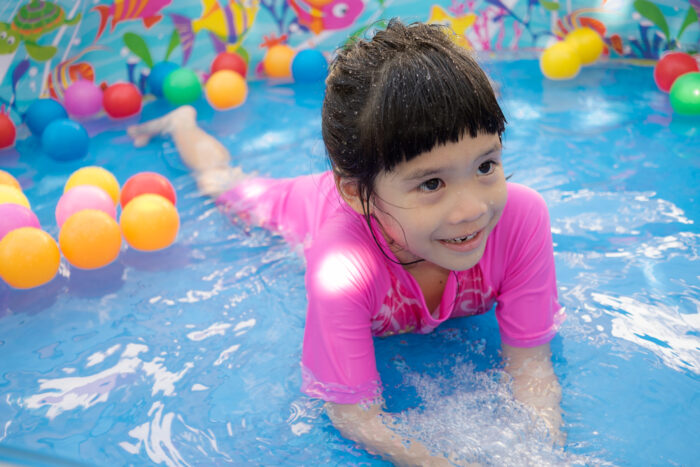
[446,189,487,225]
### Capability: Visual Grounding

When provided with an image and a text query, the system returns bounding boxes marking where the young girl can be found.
[129,20,565,466]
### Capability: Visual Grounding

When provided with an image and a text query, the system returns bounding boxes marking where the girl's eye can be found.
[418,178,443,192]
[478,160,497,175]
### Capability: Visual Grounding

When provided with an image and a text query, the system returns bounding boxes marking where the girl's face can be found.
[371,132,507,272]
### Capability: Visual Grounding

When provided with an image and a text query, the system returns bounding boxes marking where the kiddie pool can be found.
[0,58,698,466]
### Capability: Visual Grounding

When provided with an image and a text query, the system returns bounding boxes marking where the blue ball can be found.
[148,61,179,98]
[25,98,68,137]
[292,49,328,83]
[41,119,89,161]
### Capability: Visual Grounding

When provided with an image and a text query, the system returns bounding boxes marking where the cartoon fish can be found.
[92,0,172,42]
[43,46,104,100]
[0,0,81,61]
[287,0,364,35]
[427,4,476,48]
[170,0,259,64]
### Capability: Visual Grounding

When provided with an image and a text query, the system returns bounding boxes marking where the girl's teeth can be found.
[444,232,477,244]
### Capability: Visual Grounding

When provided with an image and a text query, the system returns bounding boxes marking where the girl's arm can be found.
[501,342,564,445]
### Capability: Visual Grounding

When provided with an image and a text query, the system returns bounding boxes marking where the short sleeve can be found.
[492,184,564,348]
[300,215,387,405]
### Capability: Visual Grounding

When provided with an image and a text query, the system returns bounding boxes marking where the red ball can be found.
[120,172,177,209]
[103,82,142,118]
[0,113,15,149]
[653,52,699,93]
[211,52,247,78]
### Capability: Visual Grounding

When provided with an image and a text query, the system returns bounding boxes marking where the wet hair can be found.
[322,19,506,263]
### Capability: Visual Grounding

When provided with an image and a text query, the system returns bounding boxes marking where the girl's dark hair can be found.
[322,19,506,264]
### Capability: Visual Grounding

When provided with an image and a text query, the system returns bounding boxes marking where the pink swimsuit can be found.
[217,171,564,405]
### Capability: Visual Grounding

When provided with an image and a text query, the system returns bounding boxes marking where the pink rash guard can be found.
[217,171,564,405]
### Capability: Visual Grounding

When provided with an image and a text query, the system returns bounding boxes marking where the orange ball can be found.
[0,185,30,208]
[120,194,179,251]
[0,169,21,190]
[64,166,120,205]
[263,45,295,78]
[0,227,60,289]
[59,209,122,269]
[205,70,248,110]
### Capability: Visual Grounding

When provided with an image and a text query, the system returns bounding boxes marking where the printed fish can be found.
[92,0,172,42]
[43,46,105,100]
[170,0,259,64]
[287,0,364,35]
[427,4,476,48]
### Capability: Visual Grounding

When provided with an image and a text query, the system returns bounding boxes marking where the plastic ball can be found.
[0,169,20,190]
[120,172,177,209]
[540,41,581,80]
[148,61,179,98]
[211,51,247,77]
[120,193,179,251]
[25,98,68,137]
[0,203,40,241]
[564,27,604,65]
[41,119,89,161]
[64,80,103,118]
[669,72,700,116]
[0,227,60,289]
[64,166,120,206]
[163,68,202,106]
[103,82,142,119]
[59,209,122,269]
[0,112,16,149]
[263,45,295,78]
[292,49,328,83]
[654,52,699,93]
[205,70,248,110]
[0,185,30,208]
[56,185,117,228]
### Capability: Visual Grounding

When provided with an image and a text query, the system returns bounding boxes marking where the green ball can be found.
[669,72,700,116]
[163,68,202,106]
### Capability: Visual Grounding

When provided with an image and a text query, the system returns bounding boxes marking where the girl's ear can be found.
[334,174,365,215]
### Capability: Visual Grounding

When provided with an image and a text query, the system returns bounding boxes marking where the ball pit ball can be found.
[205,70,248,110]
[59,209,122,270]
[0,170,21,190]
[163,68,202,106]
[669,72,700,116]
[0,112,16,149]
[103,82,142,119]
[56,185,117,228]
[120,172,177,208]
[263,45,295,78]
[25,98,68,137]
[292,49,328,83]
[148,61,179,98]
[120,193,179,251]
[564,27,604,65]
[65,166,120,206]
[0,185,30,208]
[41,119,89,161]
[0,203,40,241]
[211,51,247,77]
[64,80,103,118]
[0,227,60,289]
[654,52,700,93]
[540,41,581,80]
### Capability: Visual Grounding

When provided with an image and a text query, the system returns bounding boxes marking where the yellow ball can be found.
[263,45,295,78]
[0,169,21,190]
[120,193,179,251]
[540,41,581,80]
[565,27,604,65]
[59,209,122,270]
[0,185,30,208]
[205,70,248,110]
[0,227,60,289]
[64,166,120,206]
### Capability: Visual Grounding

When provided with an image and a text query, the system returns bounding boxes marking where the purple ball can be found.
[64,80,103,118]
[0,203,40,241]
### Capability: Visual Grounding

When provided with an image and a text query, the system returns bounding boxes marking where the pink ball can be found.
[55,185,116,228]
[0,203,40,241]
[64,80,103,118]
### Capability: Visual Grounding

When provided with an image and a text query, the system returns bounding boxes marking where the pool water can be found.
[0,58,698,466]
